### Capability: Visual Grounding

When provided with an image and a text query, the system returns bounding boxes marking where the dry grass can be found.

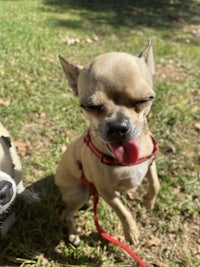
[0,0,200,266]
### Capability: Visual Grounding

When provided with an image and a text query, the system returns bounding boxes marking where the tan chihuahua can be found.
[55,40,160,246]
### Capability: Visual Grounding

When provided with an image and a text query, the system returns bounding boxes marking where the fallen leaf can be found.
[144,235,160,248]
[0,98,10,106]
[65,36,100,46]
[194,122,200,131]
[66,38,80,45]
[15,140,32,157]
[152,260,170,267]
[35,112,46,119]
[92,34,99,41]
[41,257,49,266]
[86,38,93,44]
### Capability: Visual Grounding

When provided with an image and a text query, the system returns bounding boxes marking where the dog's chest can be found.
[113,161,150,191]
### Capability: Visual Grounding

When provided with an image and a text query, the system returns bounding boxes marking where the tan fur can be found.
[55,40,160,246]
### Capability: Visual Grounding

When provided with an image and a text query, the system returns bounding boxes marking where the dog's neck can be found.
[84,131,158,166]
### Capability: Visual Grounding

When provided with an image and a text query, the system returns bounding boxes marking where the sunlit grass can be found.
[0,0,199,266]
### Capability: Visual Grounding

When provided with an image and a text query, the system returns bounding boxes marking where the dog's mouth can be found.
[108,139,139,165]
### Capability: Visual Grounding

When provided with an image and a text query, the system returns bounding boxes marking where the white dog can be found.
[0,122,25,236]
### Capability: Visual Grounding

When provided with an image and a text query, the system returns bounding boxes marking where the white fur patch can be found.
[131,161,149,186]
[0,171,17,215]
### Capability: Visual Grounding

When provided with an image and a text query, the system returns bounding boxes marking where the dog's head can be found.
[0,171,17,215]
[59,40,155,163]
[0,125,20,216]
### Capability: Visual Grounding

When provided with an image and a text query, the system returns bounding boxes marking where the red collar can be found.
[83,132,158,166]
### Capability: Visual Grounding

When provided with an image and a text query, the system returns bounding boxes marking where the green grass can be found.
[0,0,200,266]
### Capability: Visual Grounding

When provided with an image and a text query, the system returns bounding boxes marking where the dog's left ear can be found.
[139,39,155,77]
[59,55,82,96]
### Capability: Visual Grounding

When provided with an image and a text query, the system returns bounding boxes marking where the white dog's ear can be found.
[139,39,155,76]
[59,55,82,95]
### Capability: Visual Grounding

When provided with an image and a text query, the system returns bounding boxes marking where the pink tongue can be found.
[109,139,139,165]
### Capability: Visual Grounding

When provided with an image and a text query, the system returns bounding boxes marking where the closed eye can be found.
[131,96,154,112]
[80,104,104,113]
[137,96,154,104]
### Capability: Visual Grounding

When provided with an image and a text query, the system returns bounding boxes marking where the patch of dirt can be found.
[156,59,189,83]
[184,24,200,38]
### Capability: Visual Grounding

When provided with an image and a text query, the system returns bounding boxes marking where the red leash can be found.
[80,172,148,267]
[80,132,158,266]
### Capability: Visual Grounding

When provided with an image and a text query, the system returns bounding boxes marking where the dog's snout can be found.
[106,119,130,141]
[0,180,14,205]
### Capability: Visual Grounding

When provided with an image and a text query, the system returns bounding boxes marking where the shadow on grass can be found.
[43,0,199,32]
[0,175,105,266]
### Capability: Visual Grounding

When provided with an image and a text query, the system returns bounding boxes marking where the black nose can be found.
[106,119,130,142]
[0,180,14,205]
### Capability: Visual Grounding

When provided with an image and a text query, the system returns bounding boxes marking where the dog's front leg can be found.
[56,183,89,246]
[97,188,139,246]
[143,160,160,208]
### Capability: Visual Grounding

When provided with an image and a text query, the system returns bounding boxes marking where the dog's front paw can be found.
[124,225,139,246]
[56,203,80,246]
[69,233,80,246]
[142,195,156,209]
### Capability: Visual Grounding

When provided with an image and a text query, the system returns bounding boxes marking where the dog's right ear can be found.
[138,39,155,77]
[59,55,82,95]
